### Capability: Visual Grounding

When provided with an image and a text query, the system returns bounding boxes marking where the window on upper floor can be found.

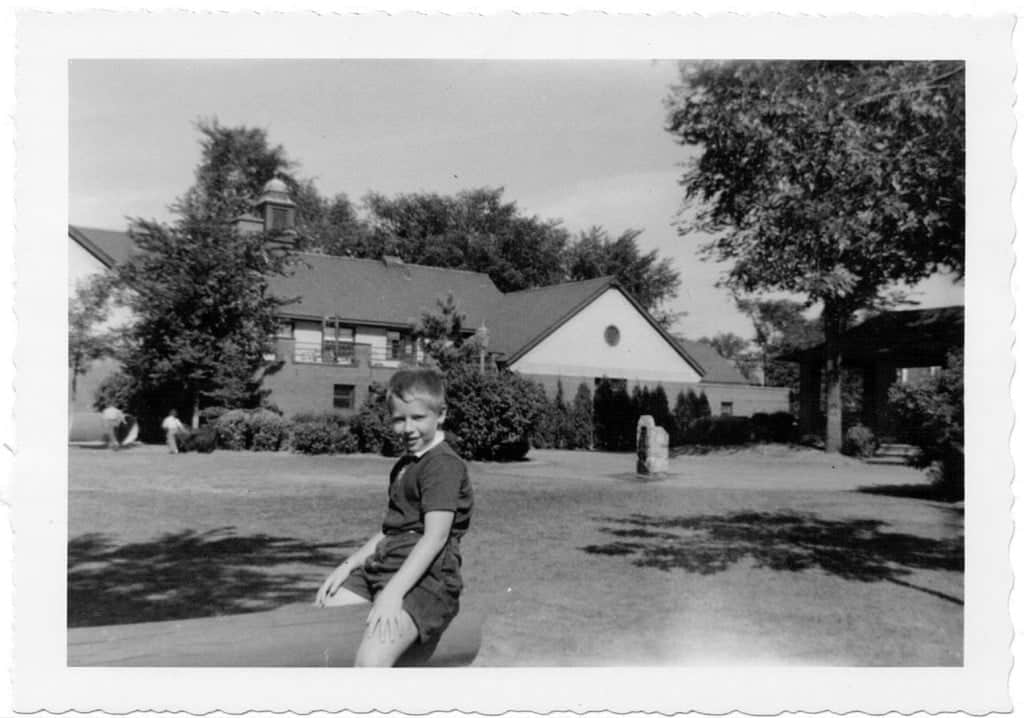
[720,401,734,416]
[323,326,355,364]
[275,320,294,338]
[386,330,414,361]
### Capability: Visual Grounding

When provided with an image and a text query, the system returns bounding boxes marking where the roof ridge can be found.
[502,275,614,297]
[294,252,498,279]
[69,224,130,234]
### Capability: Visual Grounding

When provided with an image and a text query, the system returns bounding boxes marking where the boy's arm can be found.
[366,511,453,638]
[342,530,386,570]
[315,531,386,605]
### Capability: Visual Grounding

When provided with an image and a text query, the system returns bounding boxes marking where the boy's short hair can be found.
[387,367,446,412]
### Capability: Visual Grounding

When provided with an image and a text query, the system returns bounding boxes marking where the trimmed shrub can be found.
[290,412,359,454]
[842,424,879,458]
[682,416,753,446]
[349,383,403,456]
[750,411,797,443]
[215,409,251,450]
[250,410,291,452]
[180,425,217,453]
[444,364,548,461]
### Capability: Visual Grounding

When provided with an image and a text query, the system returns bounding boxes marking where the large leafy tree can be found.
[736,297,823,389]
[666,61,964,451]
[174,118,295,223]
[565,227,681,323]
[112,120,298,427]
[363,187,570,292]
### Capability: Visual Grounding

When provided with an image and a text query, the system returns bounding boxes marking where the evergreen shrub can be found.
[567,383,594,450]
[842,424,878,458]
[593,378,635,451]
[750,411,797,443]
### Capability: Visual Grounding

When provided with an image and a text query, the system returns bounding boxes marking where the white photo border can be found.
[13,11,1015,714]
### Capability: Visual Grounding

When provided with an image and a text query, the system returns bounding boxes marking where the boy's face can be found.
[390,393,446,455]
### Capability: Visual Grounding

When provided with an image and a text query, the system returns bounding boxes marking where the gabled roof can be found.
[66,225,707,376]
[671,337,752,385]
[269,253,504,329]
[484,276,704,375]
[68,225,135,268]
[482,277,614,359]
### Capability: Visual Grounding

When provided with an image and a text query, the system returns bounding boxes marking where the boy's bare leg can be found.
[354,609,419,667]
[319,587,370,607]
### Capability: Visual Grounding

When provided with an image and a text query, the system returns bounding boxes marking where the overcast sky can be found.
[70,59,964,340]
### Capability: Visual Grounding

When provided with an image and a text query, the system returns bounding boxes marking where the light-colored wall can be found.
[68,236,133,412]
[510,288,702,384]
[69,239,106,291]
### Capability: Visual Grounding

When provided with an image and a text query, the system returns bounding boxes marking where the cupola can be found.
[254,178,297,233]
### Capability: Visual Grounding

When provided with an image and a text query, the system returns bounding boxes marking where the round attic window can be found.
[604,325,621,347]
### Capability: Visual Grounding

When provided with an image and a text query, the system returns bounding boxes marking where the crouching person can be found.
[315,367,472,667]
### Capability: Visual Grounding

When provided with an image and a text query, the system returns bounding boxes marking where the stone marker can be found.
[636,415,669,475]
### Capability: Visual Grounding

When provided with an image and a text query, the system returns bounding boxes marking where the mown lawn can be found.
[68,444,963,666]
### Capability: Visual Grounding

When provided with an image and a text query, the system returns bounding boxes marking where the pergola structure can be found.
[779,306,963,440]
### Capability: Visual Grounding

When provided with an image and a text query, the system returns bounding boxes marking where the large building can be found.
[68,181,789,418]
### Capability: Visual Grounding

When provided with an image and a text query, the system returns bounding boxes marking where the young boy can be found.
[315,367,473,667]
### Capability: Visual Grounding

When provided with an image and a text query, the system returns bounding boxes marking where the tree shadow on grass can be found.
[857,483,963,503]
[581,512,963,604]
[68,528,361,627]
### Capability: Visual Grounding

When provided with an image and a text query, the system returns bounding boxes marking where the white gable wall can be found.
[69,238,108,292]
[509,288,702,384]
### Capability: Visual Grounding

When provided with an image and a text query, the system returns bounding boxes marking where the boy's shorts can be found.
[341,532,462,643]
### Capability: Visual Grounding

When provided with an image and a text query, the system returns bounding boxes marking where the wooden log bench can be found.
[68,603,483,667]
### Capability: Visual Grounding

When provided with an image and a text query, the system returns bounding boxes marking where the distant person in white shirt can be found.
[161,409,187,454]
[101,405,125,450]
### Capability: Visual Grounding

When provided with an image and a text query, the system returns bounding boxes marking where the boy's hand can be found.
[314,562,353,606]
[366,589,405,642]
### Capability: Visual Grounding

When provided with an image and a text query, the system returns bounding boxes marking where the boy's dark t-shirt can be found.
[382,440,472,537]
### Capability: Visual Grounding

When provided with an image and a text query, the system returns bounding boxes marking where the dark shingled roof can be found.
[671,336,751,385]
[483,277,704,375]
[67,225,707,376]
[269,253,504,329]
[69,225,136,267]
[482,277,615,359]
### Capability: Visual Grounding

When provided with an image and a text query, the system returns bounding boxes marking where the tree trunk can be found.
[822,303,849,453]
[192,395,200,429]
